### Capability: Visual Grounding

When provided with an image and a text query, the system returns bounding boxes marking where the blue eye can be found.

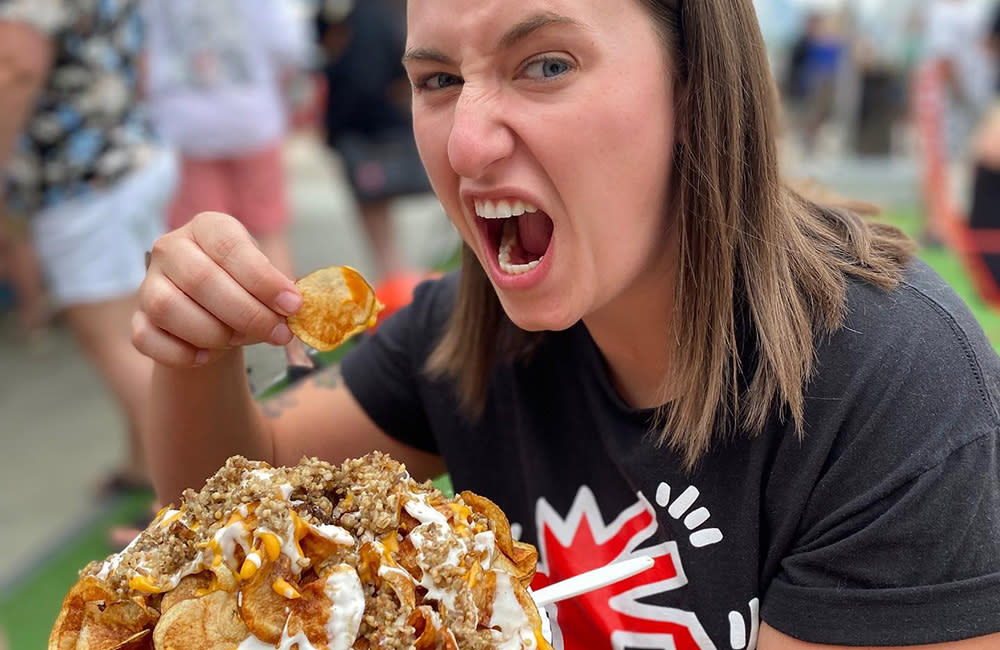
[418,73,463,91]
[522,57,573,80]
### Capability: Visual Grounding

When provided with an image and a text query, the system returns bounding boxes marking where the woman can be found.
[133,0,1000,647]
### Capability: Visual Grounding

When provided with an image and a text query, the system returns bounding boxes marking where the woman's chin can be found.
[499,300,579,333]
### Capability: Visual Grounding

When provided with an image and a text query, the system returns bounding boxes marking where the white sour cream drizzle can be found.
[323,565,365,650]
[491,573,538,650]
[314,524,354,546]
[474,530,496,568]
[403,493,450,526]
[255,524,307,574]
[214,519,252,566]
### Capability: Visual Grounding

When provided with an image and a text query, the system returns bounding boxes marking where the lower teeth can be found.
[498,219,542,274]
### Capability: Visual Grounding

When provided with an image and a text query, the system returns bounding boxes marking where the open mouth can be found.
[475,199,554,275]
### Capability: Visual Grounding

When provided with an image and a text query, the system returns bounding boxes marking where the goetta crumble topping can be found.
[52,453,550,650]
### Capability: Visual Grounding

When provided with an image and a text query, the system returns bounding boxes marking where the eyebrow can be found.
[402,12,583,66]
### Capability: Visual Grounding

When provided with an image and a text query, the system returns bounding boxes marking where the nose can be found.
[446,87,515,180]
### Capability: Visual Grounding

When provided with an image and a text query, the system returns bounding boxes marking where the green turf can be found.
[0,491,153,650]
[3,215,998,650]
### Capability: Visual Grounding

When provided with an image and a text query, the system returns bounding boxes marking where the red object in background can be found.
[912,63,1000,310]
[373,270,442,328]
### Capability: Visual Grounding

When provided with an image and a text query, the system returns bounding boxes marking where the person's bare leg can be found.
[256,231,313,368]
[358,198,402,278]
[63,294,152,487]
[0,225,50,335]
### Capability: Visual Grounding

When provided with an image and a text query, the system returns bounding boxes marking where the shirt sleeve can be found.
[0,0,71,35]
[340,274,457,454]
[761,269,1000,644]
[764,435,1000,644]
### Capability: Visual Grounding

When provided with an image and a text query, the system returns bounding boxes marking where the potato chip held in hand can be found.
[286,266,384,351]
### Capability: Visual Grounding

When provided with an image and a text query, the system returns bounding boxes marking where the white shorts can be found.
[31,149,178,308]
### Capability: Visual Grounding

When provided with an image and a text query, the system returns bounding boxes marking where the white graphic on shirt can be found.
[727,599,760,650]
[655,482,724,548]
[530,486,717,650]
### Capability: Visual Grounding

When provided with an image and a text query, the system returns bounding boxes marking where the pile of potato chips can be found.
[49,454,551,650]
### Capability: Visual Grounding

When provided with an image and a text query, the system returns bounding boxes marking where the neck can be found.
[583,246,678,410]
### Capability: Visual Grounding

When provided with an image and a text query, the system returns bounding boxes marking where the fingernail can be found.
[229,332,247,346]
[270,323,292,345]
[275,291,302,315]
[195,350,211,366]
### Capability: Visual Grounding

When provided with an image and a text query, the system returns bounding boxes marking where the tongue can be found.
[518,212,554,257]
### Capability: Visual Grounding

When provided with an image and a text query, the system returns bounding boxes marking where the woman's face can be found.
[405,0,678,331]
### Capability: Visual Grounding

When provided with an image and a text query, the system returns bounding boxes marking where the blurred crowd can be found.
[0,0,429,505]
[764,0,1000,257]
[3,0,1000,557]
[764,0,996,160]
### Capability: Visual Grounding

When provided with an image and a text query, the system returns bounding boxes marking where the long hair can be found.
[426,0,914,469]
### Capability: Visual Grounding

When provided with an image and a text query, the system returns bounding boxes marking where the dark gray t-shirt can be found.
[342,261,1000,648]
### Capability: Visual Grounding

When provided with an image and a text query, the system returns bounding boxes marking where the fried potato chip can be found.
[287,266,384,351]
[75,600,156,650]
[49,577,119,650]
[238,558,295,643]
[407,606,441,650]
[284,577,331,647]
[106,630,151,650]
[160,572,213,614]
[461,491,538,585]
[152,590,248,650]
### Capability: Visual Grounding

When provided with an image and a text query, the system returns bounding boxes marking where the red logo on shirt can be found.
[531,486,715,650]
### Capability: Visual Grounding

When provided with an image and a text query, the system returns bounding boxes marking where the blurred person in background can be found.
[924,0,993,159]
[0,0,177,494]
[315,0,430,280]
[143,0,318,381]
[966,2,1000,269]
[783,12,846,156]
[0,215,49,341]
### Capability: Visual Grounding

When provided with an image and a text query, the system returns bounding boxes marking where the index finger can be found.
[188,213,302,316]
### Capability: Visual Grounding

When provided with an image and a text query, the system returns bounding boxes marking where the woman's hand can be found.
[132,212,303,368]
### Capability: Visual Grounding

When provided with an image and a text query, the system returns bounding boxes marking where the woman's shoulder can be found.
[839,259,996,369]
[811,258,1000,437]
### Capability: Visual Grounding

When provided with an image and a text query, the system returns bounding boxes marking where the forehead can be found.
[405,0,648,51]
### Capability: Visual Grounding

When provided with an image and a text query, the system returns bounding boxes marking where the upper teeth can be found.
[474,199,539,219]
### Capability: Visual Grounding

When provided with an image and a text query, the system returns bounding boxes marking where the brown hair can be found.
[426,0,914,469]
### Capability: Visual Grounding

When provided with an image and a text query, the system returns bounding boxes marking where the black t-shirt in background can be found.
[341,261,1000,648]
